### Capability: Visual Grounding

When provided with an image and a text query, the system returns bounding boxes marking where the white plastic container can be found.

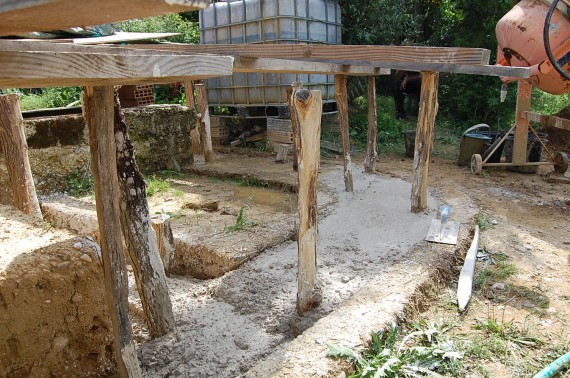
[199,0,341,106]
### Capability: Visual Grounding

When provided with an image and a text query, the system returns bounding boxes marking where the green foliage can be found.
[146,176,171,196]
[119,13,200,44]
[531,89,570,115]
[475,212,492,231]
[225,207,257,233]
[328,321,468,377]
[65,168,94,197]
[7,87,82,110]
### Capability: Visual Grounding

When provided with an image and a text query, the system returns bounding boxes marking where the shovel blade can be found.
[425,219,460,245]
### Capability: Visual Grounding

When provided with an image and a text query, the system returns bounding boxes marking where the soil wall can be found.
[0,104,195,201]
[0,237,115,377]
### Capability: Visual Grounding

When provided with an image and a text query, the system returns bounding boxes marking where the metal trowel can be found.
[425,205,460,245]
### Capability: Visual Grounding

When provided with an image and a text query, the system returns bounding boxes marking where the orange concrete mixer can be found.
[496,0,570,94]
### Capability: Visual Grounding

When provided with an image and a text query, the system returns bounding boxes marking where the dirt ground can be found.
[1,134,569,376]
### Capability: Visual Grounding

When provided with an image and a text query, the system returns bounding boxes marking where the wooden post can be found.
[183,80,196,109]
[82,86,142,377]
[512,80,532,165]
[0,94,42,220]
[194,81,214,162]
[151,214,175,275]
[113,91,175,339]
[185,81,205,163]
[275,143,291,163]
[411,71,439,213]
[292,88,322,316]
[364,76,378,173]
[287,82,303,172]
[335,75,353,192]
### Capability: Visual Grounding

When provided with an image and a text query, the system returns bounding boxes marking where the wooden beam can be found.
[364,76,378,173]
[132,44,492,65]
[411,72,439,213]
[293,88,322,317]
[0,50,234,88]
[83,86,142,377]
[525,111,570,131]
[0,94,43,220]
[194,81,214,162]
[0,0,210,37]
[113,91,175,339]
[513,81,533,164]
[335,75,354,192]
[233,56,390,76]
[151,214,175,275]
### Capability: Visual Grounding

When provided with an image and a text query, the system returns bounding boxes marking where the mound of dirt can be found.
[0,236,115,377]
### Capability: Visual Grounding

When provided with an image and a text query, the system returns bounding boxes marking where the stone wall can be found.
[0,104,195,199]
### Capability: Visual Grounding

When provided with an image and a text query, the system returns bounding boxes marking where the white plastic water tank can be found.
[199,0,341,106]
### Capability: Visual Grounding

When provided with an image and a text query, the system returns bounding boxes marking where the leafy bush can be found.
[119,13,200,44]
[7,87,82,111]
[65,168,94,197]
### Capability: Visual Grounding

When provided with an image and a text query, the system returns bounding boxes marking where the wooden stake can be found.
[411,71,439,213]
[364,76,378,173]
[194,81,214,162]
[513,80,532,164]
[0,94,42,220]
[113,91,175,339]
[335,75,353,192]
[151,214,175,275]
[287,82,303,171]
[275,143,291,163]
[292,88,322,316]
[83,86,142,377]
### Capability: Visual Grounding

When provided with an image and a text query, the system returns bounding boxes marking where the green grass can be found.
[4,87,82,110]
[224,207,257,233]
[475,253,517,290]
[475,212,493,231]
[146,176,171,197]
[65,168,94,197]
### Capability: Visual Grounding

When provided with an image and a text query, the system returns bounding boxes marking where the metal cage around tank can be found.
[199,0,342,107]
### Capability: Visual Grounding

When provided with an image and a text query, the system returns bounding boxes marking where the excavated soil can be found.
[1,143,569,377]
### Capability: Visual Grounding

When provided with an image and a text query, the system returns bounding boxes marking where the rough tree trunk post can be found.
[364,76,378,173]
[292,88,322,316]
[335,75,354,192]
[113,91,175,339]
[185,81,205,163]
[287,82,303,171]
[151,214,175,275]
[512,80,532,165]
[82,86,142,377]
[194,81,214,162]
[0,94,42,220]
[411,71,439,212]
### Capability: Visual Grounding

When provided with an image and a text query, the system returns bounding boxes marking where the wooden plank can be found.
[525,111,570,131]
[364,76,378,173]
[0,41,529,78]
[411,71,439,213]
[335,75,353,192]
[293,88,322,317]
[194,82,214,162]
[457,225,480,312]
[0,94,43,220]
[73,32,181,45]
[233,56,390,76]
[0,0,210,37]
[132,44,492,65]
[83,85,142,377]
[0,50,234,88]
[113,91,175,339]
[513,81,533,164]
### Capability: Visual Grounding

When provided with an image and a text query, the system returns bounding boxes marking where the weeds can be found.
[146,176,171,196]
[65,168,94,197]
[224,207,257,233]
[475,252,517,290]
[475,212,492,231]
[328,321,468,377]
